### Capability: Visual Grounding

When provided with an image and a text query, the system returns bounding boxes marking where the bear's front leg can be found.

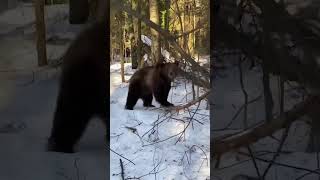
[125,85,140,110]
[154,84,174,107]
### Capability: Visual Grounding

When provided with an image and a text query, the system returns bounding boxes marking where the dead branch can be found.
[174,22,206,39]
[110,148,136,165]
[213,96,319,156]
[120,159,125,180]
[262,124,291,178]
[172,91,210,111]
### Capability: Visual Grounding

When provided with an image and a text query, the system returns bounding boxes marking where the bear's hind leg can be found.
[48,98,92,153]
[142,94,155,107]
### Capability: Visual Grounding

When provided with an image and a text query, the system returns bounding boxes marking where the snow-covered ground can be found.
[110,63,210,180]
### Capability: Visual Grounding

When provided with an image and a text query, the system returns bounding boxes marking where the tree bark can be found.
[34,0,48,67]
[129,0,138,69]
[137,0,143,68]
[149,0,161,64]
[164,0,170,51]
[121,17,125,82]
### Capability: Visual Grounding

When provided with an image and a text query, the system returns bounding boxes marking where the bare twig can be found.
[262,125,291,178]
[172,91,210,111]
[110,148,136,165]
[120,159,125,180]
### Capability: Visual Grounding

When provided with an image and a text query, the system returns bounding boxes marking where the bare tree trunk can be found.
[137,0,143,68]
[136,0,144,69]
[262,29,274,122]
[149,0,161,64]
[129,0,138,69]
[164,0,170,51]
[174,0,185,50]
[121,20,125,82]
[34,0,48,67]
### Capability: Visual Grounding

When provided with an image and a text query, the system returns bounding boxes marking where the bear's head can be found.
[157,61,180,81]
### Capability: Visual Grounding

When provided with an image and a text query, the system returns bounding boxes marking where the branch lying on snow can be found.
[110,148,136,165]
[172,91,210,111]
[213,96,320,157]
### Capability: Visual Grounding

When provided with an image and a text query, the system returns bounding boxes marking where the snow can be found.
[110,63,210,179]
[140,34,172,61]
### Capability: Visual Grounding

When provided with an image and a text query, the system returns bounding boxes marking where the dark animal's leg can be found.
[48,93,92,153]
[142,94,155,107]
[154,83,174,107]
[125,85,140,110]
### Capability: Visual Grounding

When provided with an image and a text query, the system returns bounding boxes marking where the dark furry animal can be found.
[47,20,108,153]
[125,62,180,110]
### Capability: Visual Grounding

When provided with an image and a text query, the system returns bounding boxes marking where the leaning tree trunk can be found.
[149,0,161,64]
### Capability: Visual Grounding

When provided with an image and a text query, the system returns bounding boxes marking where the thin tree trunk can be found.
[174,0,185,50]
[262,33,274,122]
[137,0,143,68]
[149,0,161,64]
[34,0,48,67]
[164,0,170,51]
[129,0,138,69]
[121,19,125,83]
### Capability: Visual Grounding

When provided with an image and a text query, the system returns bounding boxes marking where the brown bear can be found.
[47,19,108,153]
[125,61,180,110]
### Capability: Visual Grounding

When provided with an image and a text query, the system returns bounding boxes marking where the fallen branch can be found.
[120,159,125,180]
[110,148,136,165]
[213,96,319,156]
[172,91,210,111]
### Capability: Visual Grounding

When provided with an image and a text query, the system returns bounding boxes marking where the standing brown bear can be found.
[125,61,180,110]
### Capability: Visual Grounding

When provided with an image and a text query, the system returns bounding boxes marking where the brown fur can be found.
[125,62,180,110]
